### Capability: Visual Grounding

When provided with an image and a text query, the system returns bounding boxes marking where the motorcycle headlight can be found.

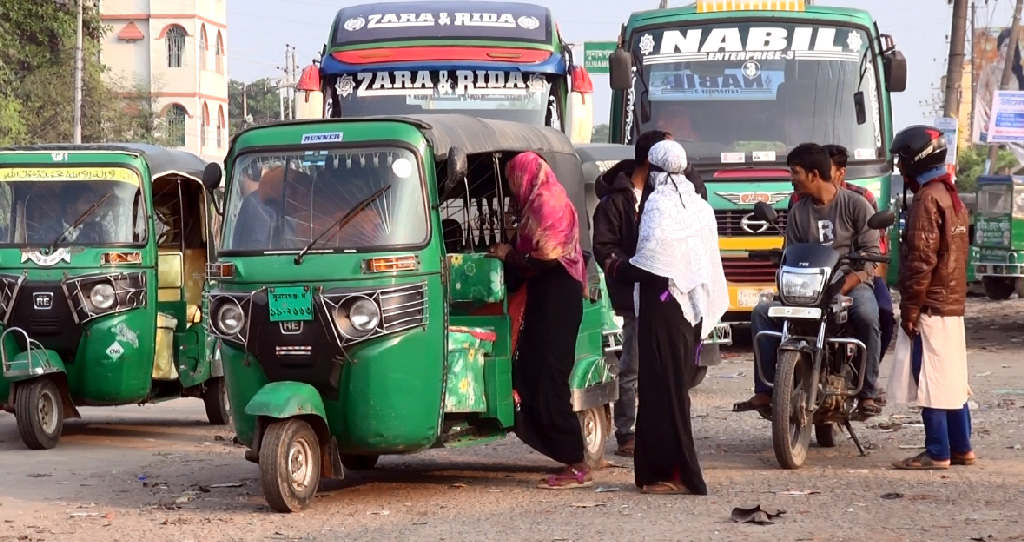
[779,267,829,305]
[89,283,116,310]
[349,298,380,332]
[216,303,245,335]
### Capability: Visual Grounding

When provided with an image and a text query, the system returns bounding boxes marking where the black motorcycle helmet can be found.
[890,125,948,179]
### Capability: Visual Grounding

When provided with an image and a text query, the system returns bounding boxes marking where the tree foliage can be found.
[228,79,282,135]
[591,123,609,143]
[956,145,1020,194]
[0,0,166,145]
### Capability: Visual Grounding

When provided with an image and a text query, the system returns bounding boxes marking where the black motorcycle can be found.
[749,201,894,469]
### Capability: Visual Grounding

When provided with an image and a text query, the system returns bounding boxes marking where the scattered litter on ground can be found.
[368,510,390,516]
[774,490,820,496]
[206,482,244,489]
[975,371,993,377]
[595,487,621,493]
[571,502,608,508]
[731,505,786,525]
[880,492,904,500]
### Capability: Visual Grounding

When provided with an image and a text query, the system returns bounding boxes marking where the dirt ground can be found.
[1,298,1022,542]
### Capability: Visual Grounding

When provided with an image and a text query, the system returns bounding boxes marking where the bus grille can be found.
[716,210,789,237]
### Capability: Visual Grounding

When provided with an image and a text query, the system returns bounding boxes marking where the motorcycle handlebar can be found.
[845,253,891,264]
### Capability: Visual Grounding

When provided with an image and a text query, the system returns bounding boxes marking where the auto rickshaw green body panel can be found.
[210,115,617,510]
[0,145,229,449]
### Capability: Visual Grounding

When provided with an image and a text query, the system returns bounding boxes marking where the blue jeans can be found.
[873,277,895,364]
[614,314,638,443]
[751,282,881,399]
[912,335,972,461]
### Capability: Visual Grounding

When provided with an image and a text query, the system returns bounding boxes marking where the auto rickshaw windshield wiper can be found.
[48,191,113,252]
[294,185,391,265]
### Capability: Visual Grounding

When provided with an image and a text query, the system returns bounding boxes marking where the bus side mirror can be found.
[854,91,867,125]
[202,162,223,191]
[443,146,467,199]
[609,48,632,91]
[884,50,907,93]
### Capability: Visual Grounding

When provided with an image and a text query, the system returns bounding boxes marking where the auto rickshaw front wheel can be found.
[259,418,321,513]
[203,377,231,425]
[578,405,611,469]
[15,378,64,450]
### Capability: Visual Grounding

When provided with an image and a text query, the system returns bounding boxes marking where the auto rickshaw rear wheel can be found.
[259,418,321,513]
[15,378,64,450]
[203,377,231,425]
[339,454,379,470]
[578,405,611,470]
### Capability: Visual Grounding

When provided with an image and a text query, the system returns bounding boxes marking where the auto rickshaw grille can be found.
[8,281,82,356]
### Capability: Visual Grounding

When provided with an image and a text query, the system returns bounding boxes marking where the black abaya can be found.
[609,260,708,495]
[507,251,585,466]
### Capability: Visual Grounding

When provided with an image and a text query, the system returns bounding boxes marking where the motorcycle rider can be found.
[734,143,883,418]
[789,145,896,374]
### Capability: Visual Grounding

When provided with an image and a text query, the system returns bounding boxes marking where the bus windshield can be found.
[326,70,555,126]
[631,22,883,164]
[220,146,428,252]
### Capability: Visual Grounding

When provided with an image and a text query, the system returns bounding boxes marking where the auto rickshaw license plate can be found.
[268,286,313,322]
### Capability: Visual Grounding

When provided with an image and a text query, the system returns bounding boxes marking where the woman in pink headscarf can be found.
[490,152,592,490]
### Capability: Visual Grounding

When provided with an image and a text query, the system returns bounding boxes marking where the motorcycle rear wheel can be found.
[772,350,812,469]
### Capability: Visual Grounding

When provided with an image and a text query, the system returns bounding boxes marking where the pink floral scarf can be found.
[506,152,587,293]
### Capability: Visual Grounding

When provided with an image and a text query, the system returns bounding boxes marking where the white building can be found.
[98,0,230,163]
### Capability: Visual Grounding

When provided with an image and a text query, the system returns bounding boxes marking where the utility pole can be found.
[291,46,299,119]
[659,0,668,8]
[282,45,292,120]
[72,0,84,143]
[988,0,1024,168]
[943,0,969,120]
[970,0,978,143]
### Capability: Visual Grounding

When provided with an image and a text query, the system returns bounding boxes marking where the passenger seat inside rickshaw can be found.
[153,175,208,328]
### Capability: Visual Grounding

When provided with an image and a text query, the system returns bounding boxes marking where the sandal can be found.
[851,399,883,421]
[951,451,977,466]
[892,452,950,470]
[733,396,772,413]
[537,467,594,490]
[640,481,691,495]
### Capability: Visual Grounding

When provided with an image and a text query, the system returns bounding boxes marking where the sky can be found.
[225,0,1019,132]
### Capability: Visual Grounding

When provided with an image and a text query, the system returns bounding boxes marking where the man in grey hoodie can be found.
[734,143,883,419]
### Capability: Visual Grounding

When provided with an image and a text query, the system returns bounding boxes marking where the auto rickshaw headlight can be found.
[89,283,117,310]
[349,298,381,333]
[216,304,245,335]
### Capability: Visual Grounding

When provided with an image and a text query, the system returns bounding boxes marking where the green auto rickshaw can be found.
[972,175,1024,299]
[575,143,730,388]
[0,144,229,449]
[203,114,617,512]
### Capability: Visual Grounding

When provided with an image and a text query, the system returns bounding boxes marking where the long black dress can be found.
[506,250,586,466]
[608,260,708,495]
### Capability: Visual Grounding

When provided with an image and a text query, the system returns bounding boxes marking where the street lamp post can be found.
[72,0,83,143]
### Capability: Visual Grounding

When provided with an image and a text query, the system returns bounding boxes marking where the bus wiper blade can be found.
[293,185,391,265]
[48,192,113,253]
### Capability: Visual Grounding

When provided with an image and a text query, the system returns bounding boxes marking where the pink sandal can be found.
[537,466,593,490]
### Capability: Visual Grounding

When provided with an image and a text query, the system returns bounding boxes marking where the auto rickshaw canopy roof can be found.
[0,143,208,181]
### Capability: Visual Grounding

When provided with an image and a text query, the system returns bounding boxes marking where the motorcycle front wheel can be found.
[772,350,813,469]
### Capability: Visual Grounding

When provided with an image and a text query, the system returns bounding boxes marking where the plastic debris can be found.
[731,504,786,525]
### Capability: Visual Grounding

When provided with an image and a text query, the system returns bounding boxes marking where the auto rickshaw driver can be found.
[31,184,111,245]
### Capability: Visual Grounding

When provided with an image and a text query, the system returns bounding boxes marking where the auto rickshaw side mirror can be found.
[443,146,468,200]
[202,162,223,191]
[753,201,778,224]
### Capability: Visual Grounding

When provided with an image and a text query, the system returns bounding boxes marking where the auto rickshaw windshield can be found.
[0,167,146,247]
[220,146,428,252]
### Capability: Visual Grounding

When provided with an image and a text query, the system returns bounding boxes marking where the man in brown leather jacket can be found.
[890,125,975,470]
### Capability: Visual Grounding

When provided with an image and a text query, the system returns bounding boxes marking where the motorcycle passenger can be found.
[789,145,896,370]
[734,143,883,418]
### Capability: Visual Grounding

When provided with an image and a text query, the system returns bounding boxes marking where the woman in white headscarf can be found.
[604,140,728,495]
